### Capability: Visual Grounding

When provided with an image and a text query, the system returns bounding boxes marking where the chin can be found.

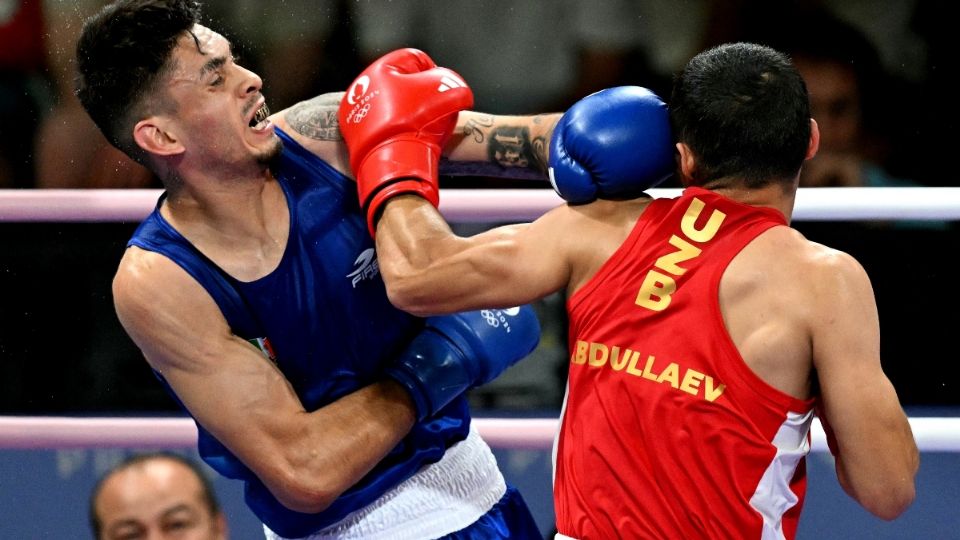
[255,135,284,167]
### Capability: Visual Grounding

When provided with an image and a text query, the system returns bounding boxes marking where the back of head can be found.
[75,0,200,164]
[670,42,811,188]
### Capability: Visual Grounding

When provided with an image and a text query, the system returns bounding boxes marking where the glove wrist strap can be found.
[358,137,442,236]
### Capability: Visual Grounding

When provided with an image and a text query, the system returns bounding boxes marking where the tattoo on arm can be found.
[463,114,495,143]
[488,120,551,172]
[441,114,556,178]
[531,115,557,173]
[283,92,346,141]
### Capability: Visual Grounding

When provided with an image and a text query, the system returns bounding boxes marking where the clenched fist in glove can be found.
[338,48,474,236]
[549,86,674,204]
[386,306,541,422]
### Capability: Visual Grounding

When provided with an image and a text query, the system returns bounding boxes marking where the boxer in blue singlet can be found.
[75,1,558,538]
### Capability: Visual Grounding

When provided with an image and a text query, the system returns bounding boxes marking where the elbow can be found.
[263,462,339,514]
[844,463,919,521]
[837,434,920,521]
[861,482,916,521]
[382,269,441,317]
[866,447,921,520]
[385,285,433,317]
[382,277,415,314]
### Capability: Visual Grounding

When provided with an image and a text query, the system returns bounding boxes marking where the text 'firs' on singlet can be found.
[555,187,815,540]
[126,128,471,538]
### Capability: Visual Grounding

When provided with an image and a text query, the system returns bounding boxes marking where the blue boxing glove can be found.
[386,306,540,421]
[549,86,674,204]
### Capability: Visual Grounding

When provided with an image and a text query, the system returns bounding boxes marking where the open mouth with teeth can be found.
[250,103,271,129]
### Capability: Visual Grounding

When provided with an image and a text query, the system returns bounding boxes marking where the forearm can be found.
[374,196,482,314]
[261,380,417,513]
[374,195,557,315]
[440,111,561,179]
[168,339,417,514]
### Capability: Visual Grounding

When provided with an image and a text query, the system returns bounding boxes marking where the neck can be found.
[161,166,280,240]
[702,179,798,223]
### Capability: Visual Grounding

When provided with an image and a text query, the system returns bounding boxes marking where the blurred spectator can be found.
[202,0,358,112]
[695,2,923,190]
[90,452,228,540]
[784,15,915,189]
[351,0,660,114]
[1,0,50,188]
[35,0,157,188]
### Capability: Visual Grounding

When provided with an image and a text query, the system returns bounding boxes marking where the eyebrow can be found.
[197,40,234,79]
[199,55,227,79]
[162,503,198,518]
[104,504,197,538]
[106,519,144,537]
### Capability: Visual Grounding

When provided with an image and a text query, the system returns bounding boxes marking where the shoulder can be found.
[754,227,872,296]
[113,247,215,332]
[114,247,230,368]
[113,247,174,304]
[530,198,645,246]
[270,92,350,175]
[776,229,866,276]
[550,197,651,293]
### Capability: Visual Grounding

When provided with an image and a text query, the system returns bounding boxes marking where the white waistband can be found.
[555,534,578,540]
[266,425,506,540]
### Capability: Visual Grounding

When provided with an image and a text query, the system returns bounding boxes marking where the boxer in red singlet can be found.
[352,42,919,540]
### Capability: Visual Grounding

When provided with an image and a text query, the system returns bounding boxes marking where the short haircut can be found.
[75,0,201,164]
[670,42,811,188]
[89,451,221,539]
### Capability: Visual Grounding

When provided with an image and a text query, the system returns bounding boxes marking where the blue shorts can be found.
[440,485,542,539]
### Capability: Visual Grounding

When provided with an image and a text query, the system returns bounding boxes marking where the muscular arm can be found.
[374,195,572,316]
[113,248,416,514]
[272,93,559,182]
[809,250,919,520]
[374,195,645,316]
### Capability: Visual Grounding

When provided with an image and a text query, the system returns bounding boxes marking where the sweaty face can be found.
[94,459,226,540]
[162,24,281,175]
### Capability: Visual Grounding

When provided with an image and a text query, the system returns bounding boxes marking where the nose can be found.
[237,64,263,97]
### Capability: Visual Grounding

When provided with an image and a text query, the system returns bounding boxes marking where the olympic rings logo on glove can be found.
[350,103,371,123]
[480,307,522,333]
[481,309,502,328]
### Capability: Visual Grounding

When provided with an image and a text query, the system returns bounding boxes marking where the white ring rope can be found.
[1,187,959,223]
[0,416,954,452]
[1,191,954,451]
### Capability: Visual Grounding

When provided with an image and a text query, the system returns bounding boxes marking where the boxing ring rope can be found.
[1,187,957,454]
[0,416,956,452]
[2,187,960,223]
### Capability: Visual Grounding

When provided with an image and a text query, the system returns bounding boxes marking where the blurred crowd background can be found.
[1,0,957,415]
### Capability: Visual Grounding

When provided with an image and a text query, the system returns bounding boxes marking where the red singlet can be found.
[556,187,815,540]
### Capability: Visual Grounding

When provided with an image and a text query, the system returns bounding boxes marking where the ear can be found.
[676,142,696,186]
[132,117,185,157]
[214,512,228,539]
[805,118,820,161]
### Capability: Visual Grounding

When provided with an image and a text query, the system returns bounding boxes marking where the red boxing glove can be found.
[338,48,474,236]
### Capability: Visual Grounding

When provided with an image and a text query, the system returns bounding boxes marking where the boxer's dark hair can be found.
[76,0,201,164]
[670,42,811,188]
